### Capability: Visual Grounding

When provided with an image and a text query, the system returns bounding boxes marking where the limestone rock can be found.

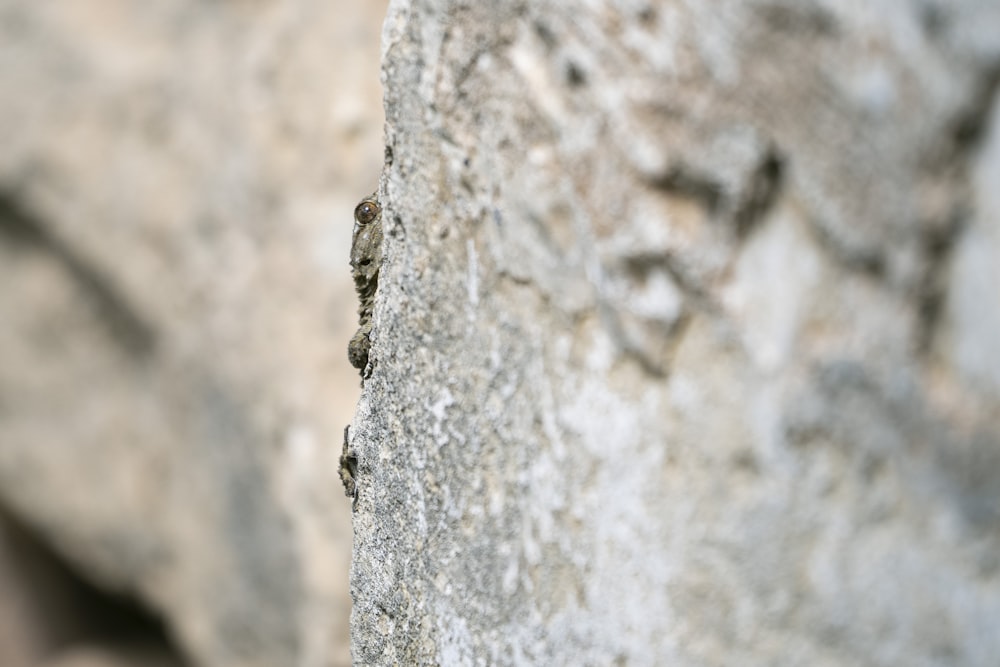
[349,1,1000,664]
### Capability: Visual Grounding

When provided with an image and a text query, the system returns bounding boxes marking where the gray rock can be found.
[349,0,1000,664]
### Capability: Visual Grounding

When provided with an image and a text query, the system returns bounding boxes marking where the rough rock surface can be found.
[0,2,386,666]
[350,0,1000,664]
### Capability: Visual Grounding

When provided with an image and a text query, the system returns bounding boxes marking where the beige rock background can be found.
[0,1,387,666]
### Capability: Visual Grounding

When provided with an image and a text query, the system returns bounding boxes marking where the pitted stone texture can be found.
[349,1,1000,665]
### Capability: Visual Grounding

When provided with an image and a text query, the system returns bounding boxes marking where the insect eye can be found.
[354,200,380,225]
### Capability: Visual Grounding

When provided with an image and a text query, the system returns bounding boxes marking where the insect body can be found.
[348,195,383,373]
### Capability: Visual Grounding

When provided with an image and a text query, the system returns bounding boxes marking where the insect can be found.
[339,425,358,500]
[348,195,383,374]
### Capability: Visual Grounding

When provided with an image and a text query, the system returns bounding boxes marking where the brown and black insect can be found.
[347,195,383,374]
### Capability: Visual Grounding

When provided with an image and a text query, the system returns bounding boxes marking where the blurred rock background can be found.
[0,1,387,666]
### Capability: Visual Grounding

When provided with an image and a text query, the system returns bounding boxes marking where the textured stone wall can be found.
[349,0,1000,664]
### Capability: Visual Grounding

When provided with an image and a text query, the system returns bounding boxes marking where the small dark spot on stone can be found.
[921,3,950,38]
[651,166,723,214]
[637,6,657,26]
[734,150,784,237]
[734,450,760,474]
[565,61,587,87]
[390,214,406,238]
[533,21,556,48]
